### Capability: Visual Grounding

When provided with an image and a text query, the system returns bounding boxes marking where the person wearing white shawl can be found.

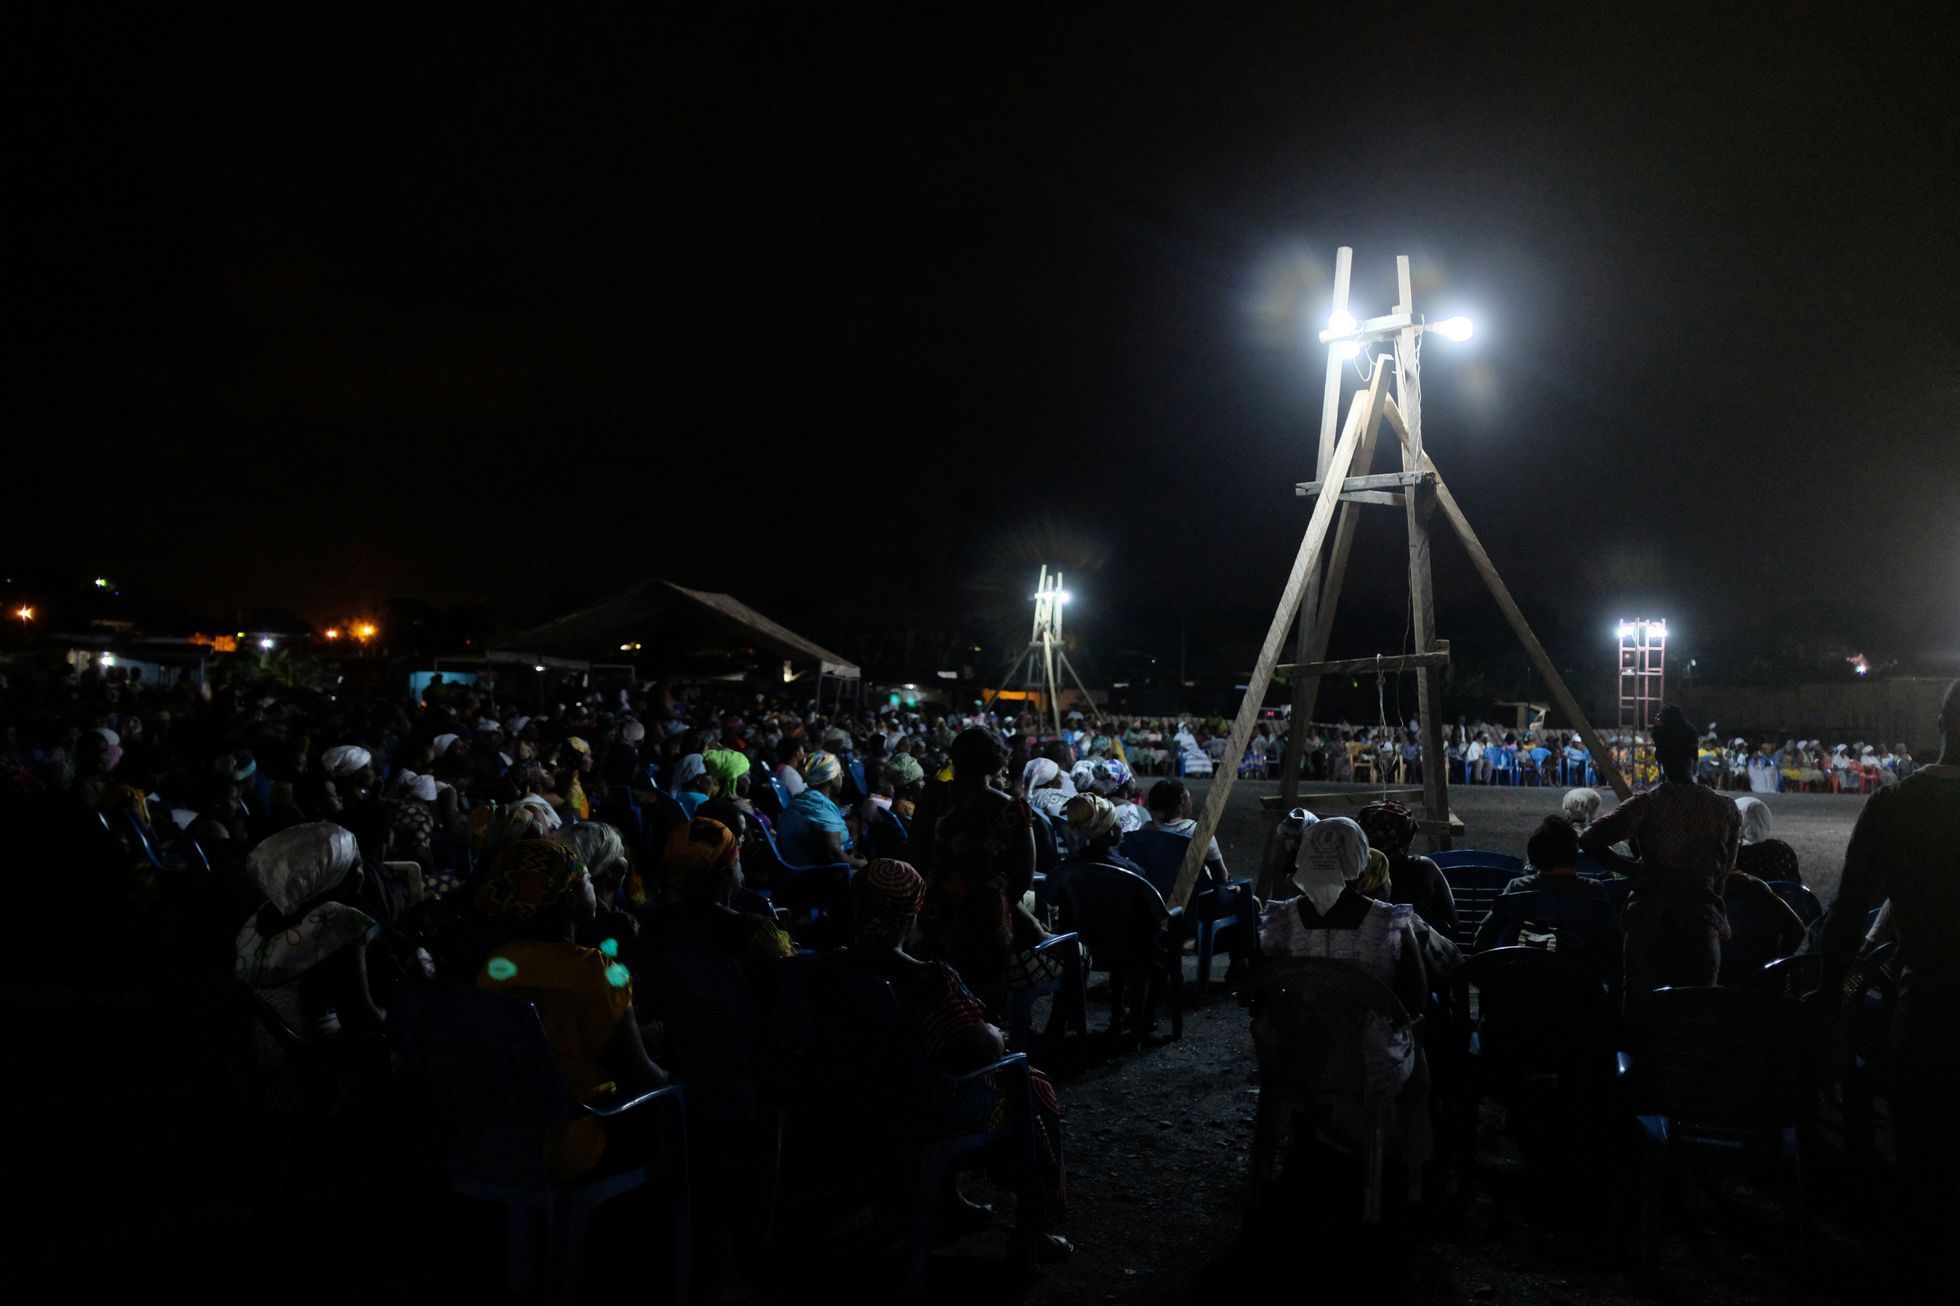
[1256,817,1431,1014]
[234,822,384,1036]
[1732,795,1803,884]
[1250,815,1434,1160]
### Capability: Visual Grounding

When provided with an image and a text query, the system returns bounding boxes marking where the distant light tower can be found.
[981,566,1103,735]
[1617,618,1667,785]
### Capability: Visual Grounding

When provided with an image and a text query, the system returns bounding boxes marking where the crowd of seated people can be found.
[9,650,1951,1295]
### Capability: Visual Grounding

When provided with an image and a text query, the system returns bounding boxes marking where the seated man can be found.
[1503,816,1608,898]
[1143,779,1229,884]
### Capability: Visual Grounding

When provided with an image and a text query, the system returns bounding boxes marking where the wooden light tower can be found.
[1167,247,1632,910]
[982,566,1105,736]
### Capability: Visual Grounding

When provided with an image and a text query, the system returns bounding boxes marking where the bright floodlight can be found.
[259,637,275,650]
[1432,315,1474,342]
[1056,590,1072,605]
[1326,309,1360,361]
[93,577,109,588]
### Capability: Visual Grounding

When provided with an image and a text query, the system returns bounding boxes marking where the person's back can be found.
[1814,681,1960,1278]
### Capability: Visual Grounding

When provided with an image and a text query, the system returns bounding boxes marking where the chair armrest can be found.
[942,1050,1029,1086]
[587,1081,686,1118]
[1030,930,1079,956]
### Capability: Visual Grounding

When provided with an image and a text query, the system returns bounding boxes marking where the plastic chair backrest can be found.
[1758,952,1821,998]
[636,936,766,1121]
[1441,865,1519,951]
[1765,880,1822,927]
[1476,891,1623,977]
[1461,946,1612,1074]
[1720,897,1794,979]
[1643,986,1813,1135]
[1029,808,1064,872]
[802,958,936,1092]
[1057,862,1174,970]
[390,981,582,1188]
[1242,956,1416,1095]
[1120,826,1192,896]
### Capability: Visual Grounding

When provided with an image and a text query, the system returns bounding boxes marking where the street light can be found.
[259,637,275,651]
[14,605,32,624]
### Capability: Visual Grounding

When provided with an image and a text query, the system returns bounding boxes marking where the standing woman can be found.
[917,727,1051,1021]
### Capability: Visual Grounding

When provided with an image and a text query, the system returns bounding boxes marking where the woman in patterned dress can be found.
[917,728,1051,1021]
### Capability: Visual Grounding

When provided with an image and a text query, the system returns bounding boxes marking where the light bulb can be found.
[1432,315,1474,342]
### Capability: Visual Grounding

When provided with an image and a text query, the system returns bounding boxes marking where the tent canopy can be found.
[491,579,860,679]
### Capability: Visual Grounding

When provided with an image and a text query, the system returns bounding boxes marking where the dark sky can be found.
[11,4,1958,678]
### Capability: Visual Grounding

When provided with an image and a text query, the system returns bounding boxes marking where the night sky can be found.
[12,5,1958,686]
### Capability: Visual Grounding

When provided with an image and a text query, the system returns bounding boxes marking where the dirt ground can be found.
[914,780,1875,1306]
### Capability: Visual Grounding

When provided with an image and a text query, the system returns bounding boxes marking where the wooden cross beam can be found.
[1293,470,1434,497]
[1277,644,1450,678]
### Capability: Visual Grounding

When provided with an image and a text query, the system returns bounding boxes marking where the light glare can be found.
[1432,315,1474,342]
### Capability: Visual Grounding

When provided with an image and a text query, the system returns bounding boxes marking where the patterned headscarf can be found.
[884,753,925,788]
[802,749,843,788]
[664,817,739,893]
[474,839,587,921]
[1357,800,1418,855]
[852,858,925,945]
[1295,816,1368,913]
[243,822,359,915]
[701,747,751,796]
[1065,793,1118,841]
[1092,757,1134,795]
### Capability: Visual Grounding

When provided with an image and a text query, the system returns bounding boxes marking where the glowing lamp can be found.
[324,628,340,639]
[15,605,32,622]
[259,638,275,651]
[93,577,109,588]
[1431,315,1474,342]
[533,664,546,673]
[100,654,116,667]
[1056,590,1072,605]
[354,623,377,640]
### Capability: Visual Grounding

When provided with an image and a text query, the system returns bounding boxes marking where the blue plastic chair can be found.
[390,982,689,1305]
[1056,862,1186,1041]
[1473,891,1623,987]
[1764,880,1823,928]
[793,958,1044,1293]
[635,937,787,1246]
[105,807,208,874]
[1719,897,1800,984]
[1439,866,1519,953]
[641,787,690,852]
[847,758,868,799]
[1629,986,1813,1277]
[867,804,911,860]
[744,821,852,942]
[1431,849,1524,872]
[1456,947,1617,1189]
[1120,826,1256,993]
[1006,930,1089,1051]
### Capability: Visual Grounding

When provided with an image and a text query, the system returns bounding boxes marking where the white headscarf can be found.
[1068,759,1098,795]
[620,719,647,743]
[394,769,439,802]
[320,745,372,778]
[94,727,121,748]
[1022,757,1061,794]
[430,733,460,759]
[1561,787,1602,828]
[1294,816,1367,914]
[1734,796,1772,845]
[248,821,361,915]
[515,793,563,832]
[671,753,708,795]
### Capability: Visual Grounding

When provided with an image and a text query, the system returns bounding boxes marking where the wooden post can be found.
[1390,254,1453,846]
[1168,375,1374,911]
[1383,398,1632,800]
[1281,247,1355,810]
